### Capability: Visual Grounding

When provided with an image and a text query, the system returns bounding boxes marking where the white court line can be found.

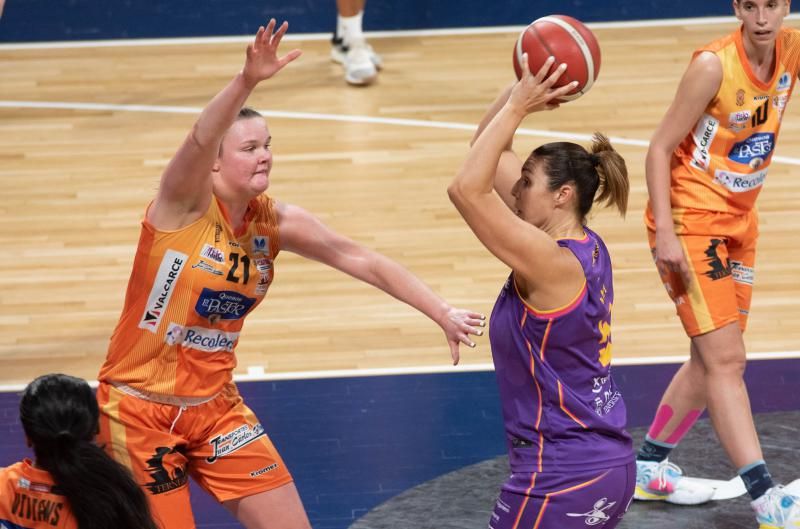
[2,100,800,166]
[1,14,799,50]
[0,351,798,392]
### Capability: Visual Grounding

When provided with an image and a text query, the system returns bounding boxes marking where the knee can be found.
[704,353,747,378]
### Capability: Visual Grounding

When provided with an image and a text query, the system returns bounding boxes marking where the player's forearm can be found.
[190,73,257,150]
[364,253,450,327]
[452,104,524,199]
[645,146,675,232]
[471,84,515,149]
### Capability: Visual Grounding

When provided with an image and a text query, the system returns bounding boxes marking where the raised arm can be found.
[646,51,721,286]
[148,20,301,230]
[448,56,576,287]
[277,202,485,365]
[470,83,524,208]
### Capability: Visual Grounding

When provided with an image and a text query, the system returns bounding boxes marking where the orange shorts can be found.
[96,382,293,529]
[645,207,757,338]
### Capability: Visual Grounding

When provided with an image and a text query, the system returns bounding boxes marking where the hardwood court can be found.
[2,19,800,386]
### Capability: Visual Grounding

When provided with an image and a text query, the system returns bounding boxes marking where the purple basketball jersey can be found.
[489,227,633,473]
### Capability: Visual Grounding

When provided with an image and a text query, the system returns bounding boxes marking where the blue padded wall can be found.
[1,1,735,43]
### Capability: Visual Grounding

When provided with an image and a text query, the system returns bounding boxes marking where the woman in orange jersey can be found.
[0,374,159,529]
[636,1,800,526]
[94,18,485,529]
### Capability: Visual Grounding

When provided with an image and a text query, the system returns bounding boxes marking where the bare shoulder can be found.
[672,51,722,105]
[689,51,723,80]
[274,200,330,254]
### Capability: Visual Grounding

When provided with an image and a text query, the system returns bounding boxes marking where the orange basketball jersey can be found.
[99,195,280,397]
[0,460,77,529]
[669,26,800,214]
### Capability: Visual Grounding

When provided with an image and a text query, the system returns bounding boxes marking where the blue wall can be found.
[1,359,799,529]
[1,1,736,43]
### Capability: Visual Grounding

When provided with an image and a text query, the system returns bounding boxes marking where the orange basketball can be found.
[512,15,601,102]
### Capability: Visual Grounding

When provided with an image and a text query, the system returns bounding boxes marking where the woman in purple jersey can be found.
[448,56,633,529]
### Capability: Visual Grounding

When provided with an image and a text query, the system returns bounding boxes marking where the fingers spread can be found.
[543,63,567,87]
[533,55,555,81]
[272,20,289,46]
[253,26,265,48]
[279,49,303,67]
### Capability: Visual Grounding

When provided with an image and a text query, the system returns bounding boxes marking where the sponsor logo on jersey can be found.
[164,323,239,353]
[255,273,271,296]
[729,110,751,124]
[139,250,188,333]
[714,168,768,193]
[594,389,621,416]
[567,498,617,526]
[728,109,751,130]
[191,260,224,276]
[702,238,731,281]
[195,288,256,321]
[252,236,269,256]
[254,256,272,273]
[731,260,754,285]
[200,243,225,264]
[727,132,774,166]
[207,423,265,463]
[774,93,788,113]
[690,115,718,170]
[144,446,189,494]
[736,89,745,106]
[249,463,279,477]
[777,71,792,92]
[214,222,222,243]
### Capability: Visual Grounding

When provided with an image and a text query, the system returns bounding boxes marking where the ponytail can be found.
[20,374,160,529]
[44,442,159,529]
[525,132,629,222]
[590,133,629,217]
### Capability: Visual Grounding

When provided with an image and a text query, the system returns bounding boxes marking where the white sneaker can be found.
[752,482,800,529]
[634,459,715,505]
[331,36,383,71]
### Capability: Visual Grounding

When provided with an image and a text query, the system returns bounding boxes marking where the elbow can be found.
[647,134,677,160]
[447,182,464,206]
[188,122,216,153]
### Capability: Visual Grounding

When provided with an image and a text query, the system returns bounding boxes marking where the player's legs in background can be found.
[332,0,381,85]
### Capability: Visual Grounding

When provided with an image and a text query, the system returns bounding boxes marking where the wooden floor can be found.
[2,19,800,386]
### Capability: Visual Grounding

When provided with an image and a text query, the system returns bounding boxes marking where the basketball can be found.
[512,15,601,102]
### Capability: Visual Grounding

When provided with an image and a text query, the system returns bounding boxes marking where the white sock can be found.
[338,11,364,45]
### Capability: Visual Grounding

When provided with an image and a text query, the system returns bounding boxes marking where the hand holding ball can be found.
[512,15,601,102]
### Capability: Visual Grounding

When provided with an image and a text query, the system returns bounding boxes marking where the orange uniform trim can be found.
[539,320,552,362]
[532,471,610,529]
[558,380,588,429]
[510,473,538,529]
[520,308,545,471]
[516,279,588,319]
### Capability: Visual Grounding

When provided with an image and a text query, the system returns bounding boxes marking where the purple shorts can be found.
[488,462,635,529]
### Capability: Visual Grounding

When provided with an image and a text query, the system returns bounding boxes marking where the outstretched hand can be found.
[439,307,486,365]
[508,55,578,114]
[242,19,302,88]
